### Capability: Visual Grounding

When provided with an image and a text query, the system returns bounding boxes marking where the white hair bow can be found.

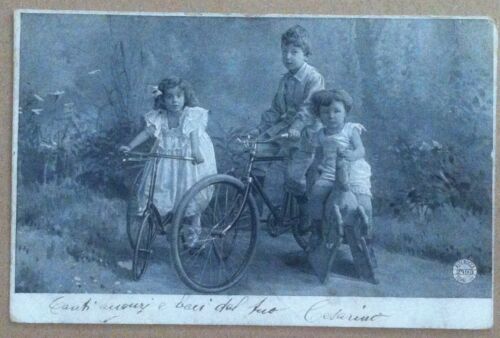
[149,85,163,97]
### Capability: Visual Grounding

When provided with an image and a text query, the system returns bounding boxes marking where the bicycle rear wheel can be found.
[126,170,144,249]
[132,213,156,280]
[170,174,258,293]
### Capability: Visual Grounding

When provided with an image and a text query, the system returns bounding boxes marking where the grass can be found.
[15,263,48,293]
[14,180,493,292]
[15,179,130,292]
[374,204,492,273]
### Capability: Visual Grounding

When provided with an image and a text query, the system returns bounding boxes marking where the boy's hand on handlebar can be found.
[288,128,301,140]
[248,128,260,138]
[119,145,131,153]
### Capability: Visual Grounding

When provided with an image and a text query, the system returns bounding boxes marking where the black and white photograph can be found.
[10,10,495,328]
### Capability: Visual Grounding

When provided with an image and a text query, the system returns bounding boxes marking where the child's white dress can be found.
[137,106,217,216]
[325,122,372,197]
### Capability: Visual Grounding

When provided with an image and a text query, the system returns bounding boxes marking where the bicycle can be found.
[122,150,195,280]
[169,133,311,293]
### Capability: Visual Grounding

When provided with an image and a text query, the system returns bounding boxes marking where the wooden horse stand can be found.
[307,157,378,284]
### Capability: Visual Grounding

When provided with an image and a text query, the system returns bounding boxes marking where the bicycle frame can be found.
[215,136,287,235]
[145,157,162,224]
[123,151,195,228]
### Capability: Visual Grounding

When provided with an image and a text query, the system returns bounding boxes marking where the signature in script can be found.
[304,299,389,323]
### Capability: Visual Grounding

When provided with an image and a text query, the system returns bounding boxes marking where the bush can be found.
[77,120,143,198]
[382,137,491,219]
[375,204,492,273]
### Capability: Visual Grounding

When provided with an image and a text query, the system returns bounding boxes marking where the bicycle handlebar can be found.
[236,133,290,148]
[121,150,195,162]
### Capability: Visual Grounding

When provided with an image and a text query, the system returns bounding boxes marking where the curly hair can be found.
[154,76,199,110]
[311,89,354,116]
[281,25,312,56]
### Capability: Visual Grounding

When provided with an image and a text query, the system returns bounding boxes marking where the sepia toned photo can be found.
[10,10,495,328]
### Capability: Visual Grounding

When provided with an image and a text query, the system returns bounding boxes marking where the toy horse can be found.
[308,155,377,284]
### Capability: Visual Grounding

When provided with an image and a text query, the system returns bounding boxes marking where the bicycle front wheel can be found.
[132,213,156,280]
[126,197,142,249]
[170,174,258,293]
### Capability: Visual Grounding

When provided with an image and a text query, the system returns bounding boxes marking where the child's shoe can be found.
[366,239,377,268]
[298,216,311,235]
[184,216,203,253]
[306,223,322,252]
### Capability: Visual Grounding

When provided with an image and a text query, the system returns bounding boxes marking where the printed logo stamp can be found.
[453,259,477,284]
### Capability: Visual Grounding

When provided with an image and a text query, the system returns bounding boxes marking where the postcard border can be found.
[9,9,497,329]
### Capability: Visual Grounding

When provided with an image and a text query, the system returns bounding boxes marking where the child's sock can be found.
[295,194,311,234]
[307,220,322,252]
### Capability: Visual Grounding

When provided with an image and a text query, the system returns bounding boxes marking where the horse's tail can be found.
[333,204,344,237]
[357,205,369,236]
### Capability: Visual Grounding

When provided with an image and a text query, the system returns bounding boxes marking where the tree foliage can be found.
[17,16,494,217]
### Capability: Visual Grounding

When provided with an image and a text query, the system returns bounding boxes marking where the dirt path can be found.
[16,227,490,297]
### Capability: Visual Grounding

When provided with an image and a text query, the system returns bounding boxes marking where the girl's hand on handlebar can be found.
[119,145,131,153]
[192,150,205,165]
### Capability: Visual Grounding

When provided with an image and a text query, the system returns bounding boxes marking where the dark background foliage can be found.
[18,15,493,215]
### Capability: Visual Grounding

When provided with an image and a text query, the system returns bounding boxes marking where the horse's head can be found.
[336,150,350,192]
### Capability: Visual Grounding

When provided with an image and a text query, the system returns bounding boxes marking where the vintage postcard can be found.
[10,10,495,328]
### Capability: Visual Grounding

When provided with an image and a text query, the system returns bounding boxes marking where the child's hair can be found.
[281,25,311,56]
[154,76,199,110]
[311,89,353,117]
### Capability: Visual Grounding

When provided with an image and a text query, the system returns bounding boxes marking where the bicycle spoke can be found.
[180,243,205,267]
[217,244,231,283]
[177,227,210,259]
[212,188,240,227]
[186,245,206,279]
[199,242,214,284]
[224,185,229,217]
[212,185,218,225]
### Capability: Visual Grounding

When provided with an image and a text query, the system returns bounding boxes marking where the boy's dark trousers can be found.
[253,143,314,219]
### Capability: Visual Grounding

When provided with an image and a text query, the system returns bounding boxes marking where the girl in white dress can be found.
[120,77,217,246]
